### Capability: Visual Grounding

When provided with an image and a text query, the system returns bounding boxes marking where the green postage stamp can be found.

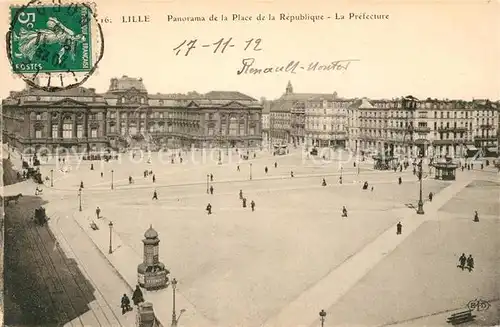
[7,0,104,90]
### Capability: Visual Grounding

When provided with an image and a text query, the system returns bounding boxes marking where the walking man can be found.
[251,200,255,212]
[152,174,156,183]
[458,253,467,270]
[132,285,144,306]
[152,190,158,200]
[291,171,294,178]
[242,197,247,208]
[101,172,104,178]
[274,162,278,168]
[206,203,212,215]
[210,174,214,182]
[121,294,132,314]
[428,192,433,202]
[396,222,402,235]
[342,206,348,217]
[473,210,479,222]
[96,206,101,219]
[210,185,214,195]
[466,255,474,272]
[265,166,268,174]
[239,189,243,200]
[237,165,240,172]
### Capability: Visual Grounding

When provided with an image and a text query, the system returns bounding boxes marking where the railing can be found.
[479,124,493,129]
[437,126,468,132]
[413,126,431,133]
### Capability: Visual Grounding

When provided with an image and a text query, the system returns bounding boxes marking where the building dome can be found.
[144,225,158,239]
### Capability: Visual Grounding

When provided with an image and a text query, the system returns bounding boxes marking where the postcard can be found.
[0,0,499,326]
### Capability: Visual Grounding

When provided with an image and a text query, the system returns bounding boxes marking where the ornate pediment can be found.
[186,101,200,108]
[50,98,88,107]
[222,101,248,109]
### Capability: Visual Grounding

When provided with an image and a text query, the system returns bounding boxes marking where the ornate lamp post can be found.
[50,169,53,187]
[249,163,253,180]
[78,188,82,212]
[108,221,113,254]
[206,174,209,194]
[111,169,114,190]
[319,309,327,327]
[171,278,178,326]
[416,159,425,215]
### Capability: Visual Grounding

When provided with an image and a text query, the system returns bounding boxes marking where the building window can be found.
[91,128,98,138]
[77,124,83,138]
[110,111,116,119]
[36,113,42,120]
[63,123,72,138]
[121,113,127,119]
[35,128,42,138]
[52,124,58,138]
[121,96,126,103]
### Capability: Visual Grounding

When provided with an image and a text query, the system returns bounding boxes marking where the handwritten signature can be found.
[236,57,359,75]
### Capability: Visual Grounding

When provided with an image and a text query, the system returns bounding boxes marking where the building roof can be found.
[204,91,257,101]
[144,225,158,239]
[108,75,147,93]
[358,98,374,109]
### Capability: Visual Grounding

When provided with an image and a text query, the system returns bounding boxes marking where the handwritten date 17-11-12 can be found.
[173,38,263,56]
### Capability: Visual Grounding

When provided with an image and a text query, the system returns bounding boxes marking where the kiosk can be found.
[432,156,459,181]
[137,225,169,290]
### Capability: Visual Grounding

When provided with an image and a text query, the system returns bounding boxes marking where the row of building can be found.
[2,77,499,158]
[2,76,263,153]
[262,82,499,158]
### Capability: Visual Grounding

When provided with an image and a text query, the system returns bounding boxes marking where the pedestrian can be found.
[206,203,212,215]
[80,181,84,189]
[265,166,268,174]
[466,255,474,272]
[291,171,294,178]
[481,163,483,170]
[152,174,156,183]
[274,162,277,168]
[210,174,213,182]
[132,285,144,306]
[239,189,243,200]
[101,172,103,178]
[129,176,133,184]
[96,206,101,219]
[251,200,255,211]
[90,163,94,170]
[398,177,402,185]
[371,186,374,191]
[180,157,183,163]
[428,192,433,202]
[396,221,402,235]
[242,197,247,208]
[121,294,132,314]
[152,190,158,200]
[458,253,466,270]
[339,176,343,184]
[342,206,348,217]
[210,185,214,194]
[473,210,479,222]
[237,165,240,172]
[322,178,327,186]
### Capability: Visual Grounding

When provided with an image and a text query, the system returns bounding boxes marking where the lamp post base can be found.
[108,247,112,254]
[416,200,425,215]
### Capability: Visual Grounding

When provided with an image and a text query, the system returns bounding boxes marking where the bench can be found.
[447,310,475,325]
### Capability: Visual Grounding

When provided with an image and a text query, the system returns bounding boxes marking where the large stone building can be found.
[269,81,352,148]
[2,76,263,153]
[356,96,498,158]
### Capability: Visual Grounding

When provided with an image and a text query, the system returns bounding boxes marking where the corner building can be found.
[2,76,263,153]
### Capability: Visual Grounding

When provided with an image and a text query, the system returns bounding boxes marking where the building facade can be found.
[270,81,352,148]
[356,96,498,158]
[261,100,271,145]
[2,76,263,153]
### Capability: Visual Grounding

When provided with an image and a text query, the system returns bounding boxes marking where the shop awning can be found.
[466,144,478,151]
[487,147,498,152]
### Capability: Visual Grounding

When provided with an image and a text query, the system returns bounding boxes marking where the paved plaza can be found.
[3,146,499,327]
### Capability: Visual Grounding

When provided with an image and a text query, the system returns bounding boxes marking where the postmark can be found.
[5,0,104,92]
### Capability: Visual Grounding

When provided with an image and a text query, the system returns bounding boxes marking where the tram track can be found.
[21,206,121,327]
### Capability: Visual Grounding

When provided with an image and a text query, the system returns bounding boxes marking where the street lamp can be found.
[171,278,178,327]
[78,188,82,212]
[50,169,53,187]
[108,221,113,254]
[206,174,209,194]
[249,163,253,180]
[416,160,425,215]
[111,169,114,190]
[340,166,343,184]
[319,309,327,327]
